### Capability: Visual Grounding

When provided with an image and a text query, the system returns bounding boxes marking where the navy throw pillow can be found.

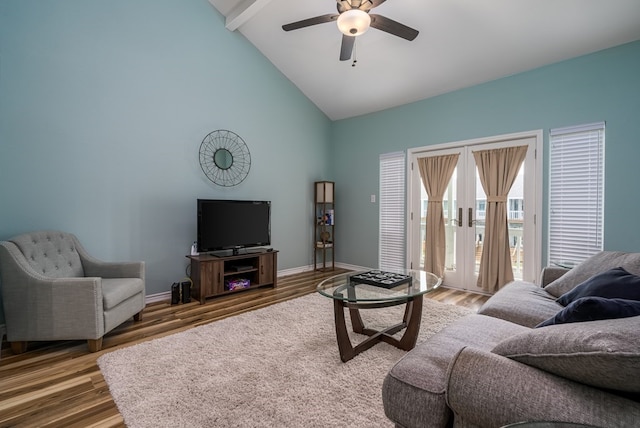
[556,266,640,306]
[537,296,640,328]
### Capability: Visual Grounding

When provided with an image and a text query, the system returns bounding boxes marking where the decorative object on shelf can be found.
[316,242,333,248]
[199,129,251,187]
[325,209,334,225]
[225,278,251,291]
[314,181,335,271]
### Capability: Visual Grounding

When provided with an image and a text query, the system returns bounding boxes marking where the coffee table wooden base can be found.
[333,295,423,362]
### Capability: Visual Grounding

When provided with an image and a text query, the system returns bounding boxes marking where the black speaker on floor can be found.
[171,283,180,305]
[181,281,191,304]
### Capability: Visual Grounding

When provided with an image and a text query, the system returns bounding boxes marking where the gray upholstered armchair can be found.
[0,230,145,353]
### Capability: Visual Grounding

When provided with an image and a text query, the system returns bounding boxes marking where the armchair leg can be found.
[133,310,143,322]
[87,338,103,352]
[10,341,28,354]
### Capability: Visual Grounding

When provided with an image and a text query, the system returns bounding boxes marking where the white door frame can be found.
[406,129,543,286]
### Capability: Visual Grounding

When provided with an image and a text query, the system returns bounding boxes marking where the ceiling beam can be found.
[224,0,274,31]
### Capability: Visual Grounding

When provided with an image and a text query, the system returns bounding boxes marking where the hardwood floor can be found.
[0,269,488,427]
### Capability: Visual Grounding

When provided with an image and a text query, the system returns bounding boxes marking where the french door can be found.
[408,132,542,292]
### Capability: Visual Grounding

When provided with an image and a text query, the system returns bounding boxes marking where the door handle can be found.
[469,208,473,227]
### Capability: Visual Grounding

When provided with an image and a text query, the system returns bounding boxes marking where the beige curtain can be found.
[473,145,528,292]
[417,154,459,278]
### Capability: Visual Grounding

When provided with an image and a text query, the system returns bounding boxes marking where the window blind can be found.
[548,122,605,266]
[379,152,406,271]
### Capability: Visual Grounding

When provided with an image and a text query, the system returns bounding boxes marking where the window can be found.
[379,152,406,270]
[549,122,605,266]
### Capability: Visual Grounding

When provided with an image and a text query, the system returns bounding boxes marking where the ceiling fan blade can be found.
[339,34,356,61]
[369,14,419,41]
[282,14,338,32]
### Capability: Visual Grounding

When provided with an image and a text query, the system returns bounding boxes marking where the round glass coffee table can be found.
[317,269,441,362]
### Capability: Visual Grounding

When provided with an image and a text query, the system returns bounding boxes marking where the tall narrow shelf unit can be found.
[314,181,335,271]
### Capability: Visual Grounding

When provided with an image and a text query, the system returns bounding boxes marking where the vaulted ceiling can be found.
[208,0,640,120]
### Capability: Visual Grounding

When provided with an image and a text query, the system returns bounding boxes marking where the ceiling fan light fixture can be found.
[337,9,371,36]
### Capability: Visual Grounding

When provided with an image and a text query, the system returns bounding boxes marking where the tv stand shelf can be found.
[187,250,278,304]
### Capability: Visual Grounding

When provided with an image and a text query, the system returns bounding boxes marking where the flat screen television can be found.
[197,199,271,254]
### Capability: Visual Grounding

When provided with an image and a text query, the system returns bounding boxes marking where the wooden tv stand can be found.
[187,250,278,304]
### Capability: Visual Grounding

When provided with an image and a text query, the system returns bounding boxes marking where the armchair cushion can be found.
[492,315,640,393]
[102,278,145,310]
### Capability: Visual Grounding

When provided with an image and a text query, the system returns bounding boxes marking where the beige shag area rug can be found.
[98,293,472,428]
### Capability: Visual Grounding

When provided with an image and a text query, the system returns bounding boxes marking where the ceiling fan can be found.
[282,0,419,62]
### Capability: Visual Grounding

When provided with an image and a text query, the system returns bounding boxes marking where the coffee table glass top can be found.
[317,269,441,302]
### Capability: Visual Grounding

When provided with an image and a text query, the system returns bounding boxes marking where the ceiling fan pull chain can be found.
[352,39,358,67]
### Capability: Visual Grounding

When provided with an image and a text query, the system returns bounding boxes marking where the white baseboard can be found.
[277,265,314,276]
[280,262,368,274]
[146,291,171,304]
[336,262,368,271]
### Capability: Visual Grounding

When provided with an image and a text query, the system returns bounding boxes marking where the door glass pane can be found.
[474,169,486,275]
[419,184,427,268]
[509,164,524,280]
[444,168,457,271]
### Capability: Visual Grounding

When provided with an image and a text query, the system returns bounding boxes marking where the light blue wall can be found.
[331,40,640,268]
[0,0,332,311]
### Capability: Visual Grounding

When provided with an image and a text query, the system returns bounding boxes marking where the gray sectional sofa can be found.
[382,251,640,428]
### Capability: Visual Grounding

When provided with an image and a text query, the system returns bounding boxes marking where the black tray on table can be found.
[349,270,412,289]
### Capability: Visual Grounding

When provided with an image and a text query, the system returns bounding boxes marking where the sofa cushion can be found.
[555,267,640,306]
[446,347,640,428]
[537,296,640,327]
[544,251,640,298]
[477,281,563,327]
[493,315,640,393]
[382,314,528,428]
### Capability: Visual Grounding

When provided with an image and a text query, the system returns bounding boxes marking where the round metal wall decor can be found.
[199,129,251,187]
